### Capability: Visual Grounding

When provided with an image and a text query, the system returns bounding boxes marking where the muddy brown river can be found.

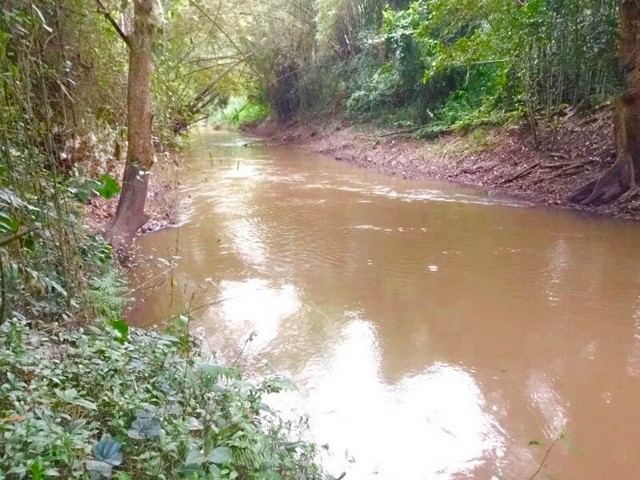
[131,130,640,479]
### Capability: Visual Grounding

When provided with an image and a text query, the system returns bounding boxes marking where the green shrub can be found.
[209,97,271,129]
[0,307,327,479]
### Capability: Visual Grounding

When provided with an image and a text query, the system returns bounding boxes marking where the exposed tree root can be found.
[534,162,586,184]
[568,157,635,206]
[548,151,569,160]
[498,161,540,185]
[616,185,640,204]
[459,160,502,176]
[568,1,640,209]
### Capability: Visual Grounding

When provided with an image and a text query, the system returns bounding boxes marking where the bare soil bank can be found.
[84,150,181,238]
[247,110,640,220]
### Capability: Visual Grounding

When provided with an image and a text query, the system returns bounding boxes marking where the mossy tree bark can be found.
[101,0,156,246]
[569,0,640,206]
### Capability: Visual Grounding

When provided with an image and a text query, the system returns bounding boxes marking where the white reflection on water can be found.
[270,313,505,479]
[527,371,567,438]
[212,278,301,352]
[627,296,640,377]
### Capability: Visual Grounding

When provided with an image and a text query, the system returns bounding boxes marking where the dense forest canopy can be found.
[1,0,622,161]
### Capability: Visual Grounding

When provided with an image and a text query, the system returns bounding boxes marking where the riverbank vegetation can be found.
[212,0,619,132]
[1,281,325,479]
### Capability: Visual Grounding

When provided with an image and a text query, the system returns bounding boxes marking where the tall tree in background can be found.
[97,0,158,244]
[570,0,640,206]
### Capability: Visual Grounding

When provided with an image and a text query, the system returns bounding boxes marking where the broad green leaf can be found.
[0,211,19,233]
[94,174,120,200]
[94,439,123,466]
[128,417,162,440]
[185,449,206,465]
[208,447,232,465]
[86,460,112,478]
[109,319,129,344]
[55,388,97,410]
[66,419,87,433]
[71,397,97,410]
[186,416,203,431]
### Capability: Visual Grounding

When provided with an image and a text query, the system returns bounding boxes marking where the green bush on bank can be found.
[0,264,327,480]
[209,97,271,129]
[0,319,326,480]
[270,0,619,130]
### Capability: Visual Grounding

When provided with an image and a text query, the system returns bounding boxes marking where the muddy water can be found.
[131,130,640,479]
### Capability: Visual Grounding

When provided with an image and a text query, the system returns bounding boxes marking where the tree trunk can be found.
[568,0,640,206]
[107,0,155,246]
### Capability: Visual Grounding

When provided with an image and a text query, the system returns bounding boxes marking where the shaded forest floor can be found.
[248,109,640,220]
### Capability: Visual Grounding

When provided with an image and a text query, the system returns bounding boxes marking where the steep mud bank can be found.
[247,110,640,220]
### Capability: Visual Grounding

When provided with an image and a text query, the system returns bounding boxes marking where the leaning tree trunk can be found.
[569,0,640,206]
[107,0,155,246]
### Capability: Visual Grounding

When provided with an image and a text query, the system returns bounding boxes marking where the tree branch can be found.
[191,1,261,78]
[0,226,39,248]
[95,0,130,47]
[528,437,559,480]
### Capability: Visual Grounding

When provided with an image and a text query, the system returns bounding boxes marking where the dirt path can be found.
[247,110,640,220]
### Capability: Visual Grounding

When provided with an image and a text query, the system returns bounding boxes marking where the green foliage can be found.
[94,174,120,200]
[260,0,620,129]
[0,6,328,477]
[0,1,131,324]
[379,0,618,126]
[0,312,327,479]
[69,174,121,203]
[209,97,271,129]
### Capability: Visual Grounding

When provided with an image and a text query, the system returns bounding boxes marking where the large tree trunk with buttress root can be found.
[107,0,155,246]
[569,0,640,206]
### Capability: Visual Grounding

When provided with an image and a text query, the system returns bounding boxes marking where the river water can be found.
[131,130,640,479]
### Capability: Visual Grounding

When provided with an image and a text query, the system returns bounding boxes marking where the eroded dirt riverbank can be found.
[84,150,181,237]
[247,109,640,220]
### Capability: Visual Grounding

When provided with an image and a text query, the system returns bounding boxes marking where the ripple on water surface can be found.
[133,130,640,480]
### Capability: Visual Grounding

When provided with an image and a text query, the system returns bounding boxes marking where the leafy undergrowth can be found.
[0,276,327,480]
[209,97,271,130]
